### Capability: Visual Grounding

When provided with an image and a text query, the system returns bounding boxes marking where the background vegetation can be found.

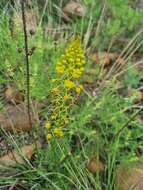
[0,0,143,190]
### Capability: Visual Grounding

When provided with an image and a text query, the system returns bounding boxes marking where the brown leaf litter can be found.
[0,103,38,133]
[4,85,25,104]
[115,161,143,190]
[87,155,105,173]
[0,144,35,168]
[63,0,87,21]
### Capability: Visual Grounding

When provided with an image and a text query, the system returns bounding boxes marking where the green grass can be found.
[0,0,143,190]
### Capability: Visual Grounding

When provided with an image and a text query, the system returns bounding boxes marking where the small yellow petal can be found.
[56,66,65,74]
[54,128,64,138]
[45,122,52,129]
[51,88,58,95]
[72,69,82,79]
[46,133,52,140]
[54,127,61,134]
[64,95,69,101]
[75,85,83,94]
[64,80,75,89]
[80,67,84,72]
[58,131,64,138]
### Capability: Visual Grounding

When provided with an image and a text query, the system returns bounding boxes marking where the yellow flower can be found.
[51,88,58,95]
[72,69,82,79]
[66,53,71,58]
[48,36,86,140]
[45,122,52,129]
[58,131,64,138]
[64,79,75,89]
[81,60,86,65]
[61,54,65,58]
[64,95,69,101]
[51,79,56,83]
[76,58,81,62]
[75,85,83,94]
[51,114,57,120]
[61,59,67,64]
[54,128,64,138]
[56,66,65,74]
[69,58,74,63]
[46,133,52,140]
[80,67,84,72]
[57,62,62,66]
[79,84,83,90]
[76,87,81,94]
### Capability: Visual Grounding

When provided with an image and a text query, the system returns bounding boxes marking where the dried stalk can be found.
[21,0,32,127]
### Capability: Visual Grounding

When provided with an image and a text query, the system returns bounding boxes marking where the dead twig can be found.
[21,0,32,128]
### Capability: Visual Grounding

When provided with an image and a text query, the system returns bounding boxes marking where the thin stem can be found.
[113,107,143,141]
[21,0,32,127]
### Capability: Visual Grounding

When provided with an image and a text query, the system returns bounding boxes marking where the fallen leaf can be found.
[4,86,24,104]
[12,10,39,37]
[0,104,38,132]
[25,10,39,34]
[91,53,109,65]
[138,91,143,101]
[0,144,35,168]
[115,161,143,190]
[63,0,86,20]
[136,115,143,125]
[87,156,105,173]
[89,52,125,66]
[128,87,143,101]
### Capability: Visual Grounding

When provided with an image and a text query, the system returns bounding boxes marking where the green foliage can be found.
[86,0,143,50]
[0,1,143,190]
[19,0,143,52]
[44,0,143,51]
[0,14,66,100]
[124,62,142,88]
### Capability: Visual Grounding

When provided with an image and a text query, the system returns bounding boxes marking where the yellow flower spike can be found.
[45,122,52,129]
[48,36,86,140]
[64,79,75,89]
[46,133,52,140]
